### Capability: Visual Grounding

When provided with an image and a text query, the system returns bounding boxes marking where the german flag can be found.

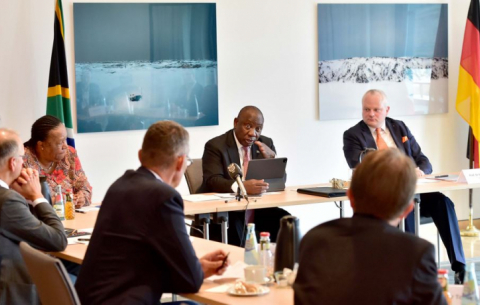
[47,0,75,147]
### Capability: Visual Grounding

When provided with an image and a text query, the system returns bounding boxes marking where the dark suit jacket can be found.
[343,117,432,173]
[75,167,204,305]
[0,187,67,305]
[293,214,446,305]
[199,129,275,193]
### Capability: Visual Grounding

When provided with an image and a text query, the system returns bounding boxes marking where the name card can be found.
[449,285,480,305]
[457,169,480,184]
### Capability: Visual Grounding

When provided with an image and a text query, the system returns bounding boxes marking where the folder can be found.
[297,187,346,198]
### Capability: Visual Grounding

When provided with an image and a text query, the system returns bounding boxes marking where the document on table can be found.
[207,261,247,281]
[183,194,222,202]
[75,206,100,213]
[417,178,438,184]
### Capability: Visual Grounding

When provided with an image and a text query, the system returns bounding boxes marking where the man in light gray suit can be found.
[0,128,67,305]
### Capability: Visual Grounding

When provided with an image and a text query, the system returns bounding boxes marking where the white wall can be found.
[0,0,473,235]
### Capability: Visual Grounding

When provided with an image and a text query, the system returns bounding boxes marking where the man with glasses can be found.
[76,121,228,305]
[0,128,67,304]
[343,89,465,283]
[198,106,290,246]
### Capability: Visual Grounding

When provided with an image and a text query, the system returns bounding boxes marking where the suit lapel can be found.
[226,131,241,166]
[360,122,378,149]
[386,119,405,153]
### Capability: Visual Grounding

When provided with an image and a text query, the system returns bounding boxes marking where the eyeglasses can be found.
[186,156,193,167]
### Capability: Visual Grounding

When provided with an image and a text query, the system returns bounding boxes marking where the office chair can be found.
[184,158,203,194]
[19,242,81,305]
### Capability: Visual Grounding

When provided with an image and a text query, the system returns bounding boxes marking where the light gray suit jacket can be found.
[0,186,67,305]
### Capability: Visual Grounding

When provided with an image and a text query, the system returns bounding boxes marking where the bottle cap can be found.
[247,223,255,228]
[260,232,270,237]
[437,269,448,275]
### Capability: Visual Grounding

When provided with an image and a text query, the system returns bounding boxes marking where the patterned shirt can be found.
[23,146,92,207]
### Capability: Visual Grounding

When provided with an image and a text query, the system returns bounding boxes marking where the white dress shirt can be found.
[368,122,397,149]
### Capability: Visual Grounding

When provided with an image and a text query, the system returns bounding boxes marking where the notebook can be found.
[297,187,347,198]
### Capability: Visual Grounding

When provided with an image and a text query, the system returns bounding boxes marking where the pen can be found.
[75,210,86,214]
[435,175,449,178]
[78,238,90,241]
[217,252,230,271]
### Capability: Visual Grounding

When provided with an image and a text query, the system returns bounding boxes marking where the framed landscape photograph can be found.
[318,4,448,120]
[73,3,218,132]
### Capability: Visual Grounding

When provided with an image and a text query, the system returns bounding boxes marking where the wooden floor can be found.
[420,219,480,263]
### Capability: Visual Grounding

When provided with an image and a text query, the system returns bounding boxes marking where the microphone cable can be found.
[239,196,250,248]
[185,222,204,235]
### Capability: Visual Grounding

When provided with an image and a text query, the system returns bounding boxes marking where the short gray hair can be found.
[140,121,189,169]
[362,89,388,105]
[0,129,19,166]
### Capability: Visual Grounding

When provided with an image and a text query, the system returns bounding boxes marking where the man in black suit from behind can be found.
[294,149,446,305]
[0,129,67,305]
[199,106,290,246]
[75,121,229,305]
[343,89,465,283]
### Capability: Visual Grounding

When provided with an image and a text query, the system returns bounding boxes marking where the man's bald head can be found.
[0,129,21,167]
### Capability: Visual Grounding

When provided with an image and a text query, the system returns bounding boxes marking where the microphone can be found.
[359,147,376,164]
[227,163,248,200]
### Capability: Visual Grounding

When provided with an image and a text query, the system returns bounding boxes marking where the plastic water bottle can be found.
[462,262,480,305]
[244,223,259,265]
[64,190,75,220]
[53,185,65,221]
[259,232,273,276]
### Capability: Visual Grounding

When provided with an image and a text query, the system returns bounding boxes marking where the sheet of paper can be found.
[214,193,236,198]
[75,206,100,213]
[183,194,221,202]
[67,236,90,245]
[205,284,231,293]
[417,178,438,184]
[208,261,248,281]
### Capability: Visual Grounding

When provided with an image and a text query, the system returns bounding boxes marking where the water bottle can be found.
[462,262,480,305]
[64,190,75,220]
[53,185,65,221]
[259,232,273,276]
[244,223,259,265]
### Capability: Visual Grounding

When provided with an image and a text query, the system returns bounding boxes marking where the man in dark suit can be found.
[75,121,228,305]
[0,129,67,305]
[343,89,465,283]
[294,149,446,305]
[199,106,290,246]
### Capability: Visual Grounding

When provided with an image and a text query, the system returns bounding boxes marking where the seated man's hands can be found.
[415,167,425,178]
[244,179,269,195]
[255,141,275,159]
[200,249,230,278]
[10,168,44,203]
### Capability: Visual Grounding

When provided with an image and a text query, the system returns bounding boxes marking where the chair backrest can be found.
[184,158,203,194]
[19,242,81,305]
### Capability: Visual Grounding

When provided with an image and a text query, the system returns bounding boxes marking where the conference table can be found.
[52,174,480,304]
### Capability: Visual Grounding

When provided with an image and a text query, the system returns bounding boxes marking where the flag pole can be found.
[461,127,479,237]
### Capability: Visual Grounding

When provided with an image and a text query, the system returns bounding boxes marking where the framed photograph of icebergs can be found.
[73,3,218,132]
[318,4,448,120]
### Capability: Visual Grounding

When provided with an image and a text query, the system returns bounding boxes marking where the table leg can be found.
[414,196,420,237]
[214,212,229,244]
[194,213,211,240]
[339,201,344,218]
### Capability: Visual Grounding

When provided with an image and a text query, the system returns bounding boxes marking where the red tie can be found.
[376,128,389,150]
[242,146,250,176]
[243,146,254,223]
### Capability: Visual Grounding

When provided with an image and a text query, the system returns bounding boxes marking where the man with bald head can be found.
[199,106,290,246]
[343,89,466,283]
[0,128,67,304]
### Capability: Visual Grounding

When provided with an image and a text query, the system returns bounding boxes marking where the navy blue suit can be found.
[343,118,465,272]
[75,167,204,304]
